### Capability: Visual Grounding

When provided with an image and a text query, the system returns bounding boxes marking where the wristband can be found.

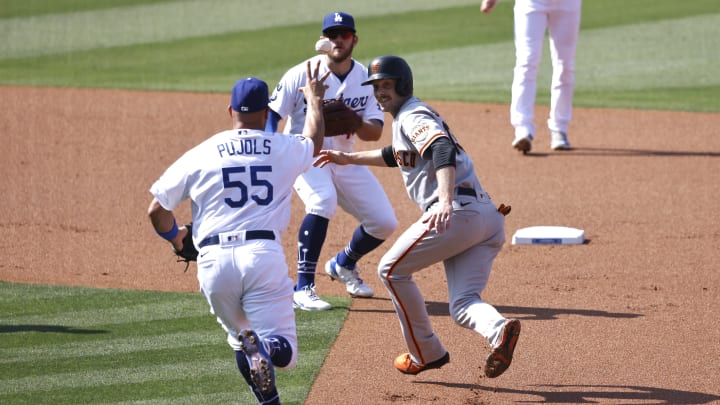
[156,219,179,241]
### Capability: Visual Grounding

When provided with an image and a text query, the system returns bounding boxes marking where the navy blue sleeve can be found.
[381,146,398,167]
[265,109,282,132]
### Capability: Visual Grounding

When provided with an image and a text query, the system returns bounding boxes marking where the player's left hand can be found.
[172,223,198,271]
[422,202,453,233]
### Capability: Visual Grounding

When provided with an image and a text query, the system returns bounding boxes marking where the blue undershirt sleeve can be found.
[265,109,282,132]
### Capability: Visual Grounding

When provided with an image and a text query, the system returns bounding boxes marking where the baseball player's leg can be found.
[292,166,337,310]
[335,165,398,242]
[237,246,298,370]
[196,244,293,404]
[330,165,398,296]
[378,213,484,367]
[511,4,548,145]
[198,244,298,367]
[445,203,520,378]
[444,204,507,343]
[546,1,581,136]
[378,225,446,367]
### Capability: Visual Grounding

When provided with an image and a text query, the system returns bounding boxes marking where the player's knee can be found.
[365,214,398,241]
[267,335,297,370]
[377,261,391,284]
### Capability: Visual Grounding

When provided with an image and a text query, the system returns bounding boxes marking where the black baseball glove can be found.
[173,222,198,271]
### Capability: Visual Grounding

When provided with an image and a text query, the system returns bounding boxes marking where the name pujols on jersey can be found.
[217,134,272,158]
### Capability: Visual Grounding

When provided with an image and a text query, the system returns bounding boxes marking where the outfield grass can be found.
[0,282,350,404]
[1,0,718,111]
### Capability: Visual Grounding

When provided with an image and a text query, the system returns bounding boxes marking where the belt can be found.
[199,230,276,248]
[456,187,477,198]
[426,187,480,211]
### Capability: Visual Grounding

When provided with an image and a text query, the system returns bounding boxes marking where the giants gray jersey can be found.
[268,54,384,152]
[391,97,484,211]
[149,129,315,246]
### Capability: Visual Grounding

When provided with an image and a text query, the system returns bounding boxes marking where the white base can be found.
[511,226,585,245]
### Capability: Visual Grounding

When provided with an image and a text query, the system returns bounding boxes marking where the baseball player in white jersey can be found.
[148,63,329,404]
[266,11,397,311]
[482,0,582,153]
[315,55,521,378]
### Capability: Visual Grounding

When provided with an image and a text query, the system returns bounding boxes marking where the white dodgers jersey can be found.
[150,129,315,246]
[268,55,384,153]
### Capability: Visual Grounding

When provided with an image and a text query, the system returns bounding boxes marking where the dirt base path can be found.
[2,86,718,404]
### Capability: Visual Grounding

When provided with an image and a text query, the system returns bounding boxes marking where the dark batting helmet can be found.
[361,55,413,97]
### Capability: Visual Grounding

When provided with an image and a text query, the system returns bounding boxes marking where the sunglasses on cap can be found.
[324,30,354,40]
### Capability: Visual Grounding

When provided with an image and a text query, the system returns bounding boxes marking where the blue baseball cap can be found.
[322,11,355,33]
[230,77,269,113]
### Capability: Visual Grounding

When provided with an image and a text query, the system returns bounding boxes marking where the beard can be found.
[327,42,355,64]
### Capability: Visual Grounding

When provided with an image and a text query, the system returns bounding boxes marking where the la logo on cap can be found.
[334,12,343,23]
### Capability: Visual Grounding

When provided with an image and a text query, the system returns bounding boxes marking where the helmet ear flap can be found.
[395,80,412,97]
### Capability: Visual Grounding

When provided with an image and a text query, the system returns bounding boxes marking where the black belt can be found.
[199,230,275,248]
[456,187,477,198]
[426,187,478,211]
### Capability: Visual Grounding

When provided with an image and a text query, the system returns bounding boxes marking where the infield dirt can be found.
[2,86,718,404]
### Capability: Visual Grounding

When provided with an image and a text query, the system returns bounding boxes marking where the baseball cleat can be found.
[394,352,450,375]
[293,284,332,311]
[484,319,521,378]
[512,135,533,154]
[325,257,374,298]
[550,131,572,150]
[238,330,276,395]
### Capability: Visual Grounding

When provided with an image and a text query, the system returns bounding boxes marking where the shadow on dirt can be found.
[417,381,720,404]
[524,147,720,158]
[426,301,642,321]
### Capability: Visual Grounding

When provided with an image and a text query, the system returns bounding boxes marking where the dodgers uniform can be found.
[269,54,397,300]
[269,55,394,237]
[511,0,582,141]
[378,97,510,367]
[150,128,317,368]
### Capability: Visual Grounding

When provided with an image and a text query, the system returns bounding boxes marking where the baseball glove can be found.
[322,98,363,137]
[173,223,198,271]
[497,203,511,216]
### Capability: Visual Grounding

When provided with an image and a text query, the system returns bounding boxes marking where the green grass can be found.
[1,0,719,111]
[0,281,350,405]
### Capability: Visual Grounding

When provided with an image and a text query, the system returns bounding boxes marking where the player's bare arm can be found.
[300,60,331,155]
[147,198,188,251]
[354,119,383,142]
[422,166,456,234]
[313,148,385,168]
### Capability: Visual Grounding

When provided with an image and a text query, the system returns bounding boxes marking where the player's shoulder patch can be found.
[409,123,432,143]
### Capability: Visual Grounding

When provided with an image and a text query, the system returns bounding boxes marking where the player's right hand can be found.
[313,149,351,167]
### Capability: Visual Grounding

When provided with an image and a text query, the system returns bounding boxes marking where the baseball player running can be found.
[315,55,521,378]
[266,11,397,311]
[148,62,329,404]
